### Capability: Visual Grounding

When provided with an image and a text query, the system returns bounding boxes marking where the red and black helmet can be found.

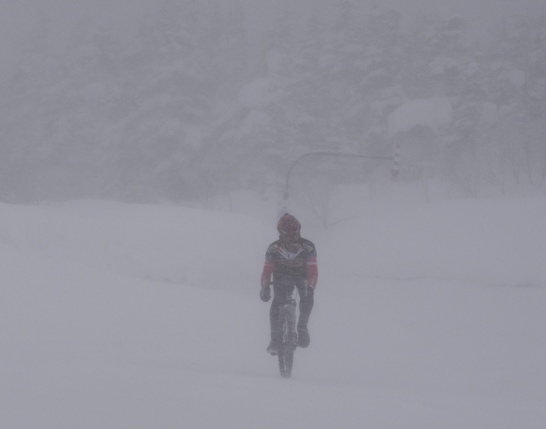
[277,213,301,236]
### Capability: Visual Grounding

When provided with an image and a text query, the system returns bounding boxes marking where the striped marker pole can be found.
[391,143,400,180]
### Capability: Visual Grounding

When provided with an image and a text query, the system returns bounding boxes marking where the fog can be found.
[2,0,544,80]
[1,2,545,427]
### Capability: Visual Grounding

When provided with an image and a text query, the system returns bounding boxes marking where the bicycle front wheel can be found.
[278,345,294,378]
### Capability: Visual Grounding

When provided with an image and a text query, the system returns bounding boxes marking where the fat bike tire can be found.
[278,345,294,378]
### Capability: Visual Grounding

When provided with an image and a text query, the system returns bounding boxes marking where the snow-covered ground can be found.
[1,189,544,428]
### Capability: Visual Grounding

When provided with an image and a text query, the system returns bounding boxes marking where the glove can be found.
[260,284,271,302]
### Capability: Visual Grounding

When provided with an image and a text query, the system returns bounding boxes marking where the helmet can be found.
[277,213,301,236]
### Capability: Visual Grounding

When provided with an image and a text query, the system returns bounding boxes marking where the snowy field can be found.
[1,188,545,429]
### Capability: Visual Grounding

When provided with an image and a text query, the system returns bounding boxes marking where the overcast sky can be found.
[0,0,544,80]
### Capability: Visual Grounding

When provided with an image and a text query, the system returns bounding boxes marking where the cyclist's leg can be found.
[269,280,293,345]
[295,279,314,347]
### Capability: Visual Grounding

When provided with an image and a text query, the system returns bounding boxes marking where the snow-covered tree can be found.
[113,0,211,201]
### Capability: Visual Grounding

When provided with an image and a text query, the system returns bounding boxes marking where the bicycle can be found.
[276,287,299,378]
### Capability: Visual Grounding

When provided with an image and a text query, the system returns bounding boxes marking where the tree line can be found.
[1,1,545,203]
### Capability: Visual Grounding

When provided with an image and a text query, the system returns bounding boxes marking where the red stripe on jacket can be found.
[307,257,318,289]
[260,261,274,288]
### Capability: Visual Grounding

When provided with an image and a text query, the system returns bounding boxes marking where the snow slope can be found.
[1,195,544,428]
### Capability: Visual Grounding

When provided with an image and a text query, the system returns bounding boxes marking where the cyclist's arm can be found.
[261,260,273,288]
[307,256,318,289]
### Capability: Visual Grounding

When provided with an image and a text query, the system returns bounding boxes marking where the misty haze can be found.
[0,1,544,428]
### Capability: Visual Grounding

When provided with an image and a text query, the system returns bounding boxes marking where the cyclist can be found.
[260,213,318,355]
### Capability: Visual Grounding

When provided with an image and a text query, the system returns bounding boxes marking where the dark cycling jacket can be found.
[260,237,318,289]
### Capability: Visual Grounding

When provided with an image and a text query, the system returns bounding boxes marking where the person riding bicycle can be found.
[260,213,318,355]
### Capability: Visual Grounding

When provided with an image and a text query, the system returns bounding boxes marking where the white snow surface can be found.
[1,191,544,429]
